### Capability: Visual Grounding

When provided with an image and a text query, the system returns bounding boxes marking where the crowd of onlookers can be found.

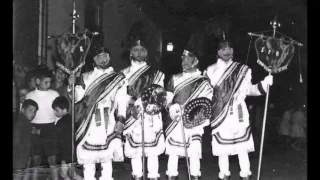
[13,64,307,180]
[13,65,82,180]
[247,100,307,152]
[278,104,307,151]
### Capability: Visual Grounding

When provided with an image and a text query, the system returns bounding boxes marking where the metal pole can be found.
[41,0,45,64]
[272,26,276,37]
[72,1,76,34]
[257,71,271,180]
[141,112,146,180]
[38,0,43,65]
[44,0,49,61]
[71,75,75,180]
[71,1,77,179]
[247,32,303,47]
[180,119,192,180]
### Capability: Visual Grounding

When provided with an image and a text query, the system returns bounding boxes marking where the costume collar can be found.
[182,69,201,77]
[131,60,147,69]
[93,66,114,76]
[217,58,233,68]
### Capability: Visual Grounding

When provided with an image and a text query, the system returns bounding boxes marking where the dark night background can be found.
[13,0,307,120]
[132,0,307,113]
[12,0,307,179]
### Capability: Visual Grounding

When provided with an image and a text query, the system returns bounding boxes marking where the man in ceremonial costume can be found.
[164,42,213,180]
[121,39,165,180]
[68,45,127,180]
[203,34,273,180]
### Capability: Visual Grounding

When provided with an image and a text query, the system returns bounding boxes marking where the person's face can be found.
[55,68,67,83]
[131,45,147,62]
[28,77,37,91]
[36,77,51,91]
[94,53,111,69]
[218,46,234,61]
[22,105,37,121]
[181,55,198,72]
[53,107,67,118]
[19,89,29,103]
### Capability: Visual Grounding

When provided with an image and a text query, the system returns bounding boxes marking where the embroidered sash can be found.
[165,75,212,138]
[75,72,125,146]
[210,62,249,134]
[127,65,164,99]
[124,66,164,130]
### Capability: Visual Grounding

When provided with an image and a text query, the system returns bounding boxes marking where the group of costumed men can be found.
[67,32,273,180]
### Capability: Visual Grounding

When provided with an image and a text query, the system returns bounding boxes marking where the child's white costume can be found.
[165,69,213,179]
[72,66,127,180]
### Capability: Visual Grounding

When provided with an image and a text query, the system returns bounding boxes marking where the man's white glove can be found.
[169,103,182,121]
[262,74,273,87]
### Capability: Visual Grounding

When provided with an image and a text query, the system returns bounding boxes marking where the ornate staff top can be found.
[270,14,281,37]
[247,16,302,74]
[70,0,79,34]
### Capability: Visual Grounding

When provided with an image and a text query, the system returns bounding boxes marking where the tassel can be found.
[298,46,303,83]
[230,98,234,115]
[299,74,303,83]
[238,104,244,123]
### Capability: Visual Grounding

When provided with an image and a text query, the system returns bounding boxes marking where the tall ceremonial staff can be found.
[48,1,98,179]
[176,97,213,180]
[141,85,167,180]
[70,2,79,179]
[246,15,303,180]
[177,106,191,180]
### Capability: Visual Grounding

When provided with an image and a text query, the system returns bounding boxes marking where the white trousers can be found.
[131,156,160,178]
[218,152,252,178]
[166,155,201,177]
[83,160,114,180]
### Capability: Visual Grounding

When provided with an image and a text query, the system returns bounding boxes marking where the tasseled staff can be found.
[48,1,97,179]
[176,97,213,180]
[70,1,79,179]
[140,84,167,180]
[246,15,303,180]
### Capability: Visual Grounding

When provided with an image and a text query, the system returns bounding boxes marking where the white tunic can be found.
[165,70,213,158]
[72,67,127,164]
[204,59,267,156]
[121,61,165,158]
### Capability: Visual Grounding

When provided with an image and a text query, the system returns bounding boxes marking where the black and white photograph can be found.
[13,0,307,180]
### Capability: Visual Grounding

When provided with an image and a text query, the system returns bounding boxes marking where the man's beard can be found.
[132,56,146,62]
[182,64,196,72]
[96,62,110,69]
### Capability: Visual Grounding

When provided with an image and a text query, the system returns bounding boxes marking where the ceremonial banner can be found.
[255,37,295,73]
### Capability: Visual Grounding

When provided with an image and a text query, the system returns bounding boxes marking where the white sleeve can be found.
[166,91,174,106]
[25,92,31,100]
[246,69,266,96]
[53,91,59,98]
[67,85,86,103]
[114,81,131,118]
